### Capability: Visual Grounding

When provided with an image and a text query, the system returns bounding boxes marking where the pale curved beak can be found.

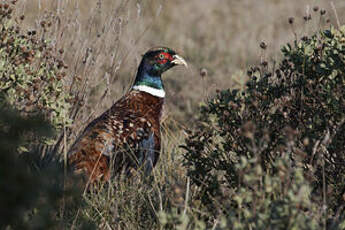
[172,55,188,68]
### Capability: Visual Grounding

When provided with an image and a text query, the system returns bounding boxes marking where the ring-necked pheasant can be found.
[68,47,187,183]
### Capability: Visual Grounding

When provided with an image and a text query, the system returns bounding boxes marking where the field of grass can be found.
[1,0,345,229]
[16,0,345,123]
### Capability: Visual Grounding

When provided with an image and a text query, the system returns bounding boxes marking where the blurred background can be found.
[16,0,345,125]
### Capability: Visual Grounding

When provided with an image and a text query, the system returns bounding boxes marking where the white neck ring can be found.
[132,85,165,98]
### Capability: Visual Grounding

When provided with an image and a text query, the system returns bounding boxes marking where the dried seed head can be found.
[301,36,309,41]
[303,14,311,21]
[19,15,24,20]
[261,61,268,67]
[288,17,294,24]
[200,68,207,78]
[253,66,260,72]
[313,6,319,12]
[40,21,46,27]
[320,9,326,15]
[260,41,267,50]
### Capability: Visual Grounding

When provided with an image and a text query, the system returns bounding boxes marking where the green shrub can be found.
[0,3,93,228]
[0,98,93,229]
[182,25,345,228]
[0,1,71,130]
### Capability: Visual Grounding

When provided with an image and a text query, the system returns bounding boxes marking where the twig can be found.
[309,139,320,165]
[330,2,340,28]
[321,129,330,230]
[83,152,104,195]
[211,218,219,230]
[61,117,68,219]
[147,193,159,218]
[87,200,113,230]
[183,177,190,216]
[70,209,81,230]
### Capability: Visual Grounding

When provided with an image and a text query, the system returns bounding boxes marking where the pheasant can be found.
[68,47,187,183]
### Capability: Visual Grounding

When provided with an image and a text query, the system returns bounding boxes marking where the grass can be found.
[1,0,345,229]
[16,0,345,124]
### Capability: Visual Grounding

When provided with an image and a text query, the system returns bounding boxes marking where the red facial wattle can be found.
[156,52,173,65]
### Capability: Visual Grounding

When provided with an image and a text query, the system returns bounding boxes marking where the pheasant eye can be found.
[159,53,165,60]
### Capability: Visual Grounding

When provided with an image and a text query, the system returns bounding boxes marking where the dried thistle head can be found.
[313,6,319,12]
[200,68,208,78]
[260,41,267,50]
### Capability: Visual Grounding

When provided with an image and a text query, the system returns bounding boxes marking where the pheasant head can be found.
[132,47,187,97]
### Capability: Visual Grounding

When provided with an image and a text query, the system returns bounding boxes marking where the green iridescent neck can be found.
[133,72,163,89]
[132,62,165,97]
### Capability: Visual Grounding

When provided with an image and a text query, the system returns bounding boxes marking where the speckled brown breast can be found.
[68,90,164,183]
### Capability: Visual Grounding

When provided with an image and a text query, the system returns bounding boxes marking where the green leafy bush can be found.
[182,25,345,228]
[0,98,93,229]
[0,1,71,129]
[0,3,93,228]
